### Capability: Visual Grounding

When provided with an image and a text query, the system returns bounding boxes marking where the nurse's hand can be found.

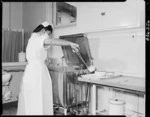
[70,43,80,52]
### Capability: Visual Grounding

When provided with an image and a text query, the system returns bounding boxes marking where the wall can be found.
[2,2,10,28]
[2,2,23,30]
[138,0,145,28]
[22,2,47,32]
[87,29,145,77]
[2,2,51,31]
[46,2,53,25]
[10,2,23,30]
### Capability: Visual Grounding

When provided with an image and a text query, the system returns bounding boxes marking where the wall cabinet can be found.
[77,6,103,32]
[78,0,144,33]
[52,2,77,28]
[101,0,139,30]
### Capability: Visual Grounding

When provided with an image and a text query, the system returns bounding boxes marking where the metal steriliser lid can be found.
[59,33,93,69]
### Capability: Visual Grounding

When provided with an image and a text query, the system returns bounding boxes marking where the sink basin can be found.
[2,73,12,86]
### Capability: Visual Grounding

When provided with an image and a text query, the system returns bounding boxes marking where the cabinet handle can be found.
[101,12,106,16]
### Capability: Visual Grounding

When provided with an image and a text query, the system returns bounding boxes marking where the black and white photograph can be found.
[2,1,146,116]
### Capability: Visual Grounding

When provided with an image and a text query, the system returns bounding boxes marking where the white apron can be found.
[17,33,53,115]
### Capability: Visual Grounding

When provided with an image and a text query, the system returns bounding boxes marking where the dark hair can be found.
[44,25,53,33]
[33,24,53,33]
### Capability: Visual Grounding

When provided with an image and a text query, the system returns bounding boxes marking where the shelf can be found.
[2,62,27,67]
[53,23,76,29]
[95,109,144,117]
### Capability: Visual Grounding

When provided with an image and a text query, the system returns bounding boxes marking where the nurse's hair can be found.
[33,24,53,33]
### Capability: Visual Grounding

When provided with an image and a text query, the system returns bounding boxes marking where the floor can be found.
[2,101,63,115]
[2,101,17,115]
[2,102,85,115]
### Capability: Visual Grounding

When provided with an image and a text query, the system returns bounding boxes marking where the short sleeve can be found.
[39,34,50,49]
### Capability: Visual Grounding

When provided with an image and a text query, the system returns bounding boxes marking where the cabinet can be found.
[101,0,139,30]
[52,2,77,28]
[78,76,145,116]
[78,0,144,33]
[77,6,103,32]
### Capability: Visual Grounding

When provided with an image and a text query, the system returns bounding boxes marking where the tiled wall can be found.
[88,29,145,77]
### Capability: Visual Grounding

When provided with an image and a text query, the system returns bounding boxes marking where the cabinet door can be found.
[77,6,103,32]
[102,0,138,30]
[114,89,139,116]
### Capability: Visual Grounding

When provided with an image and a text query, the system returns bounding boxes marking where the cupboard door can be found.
[102,0,138,30]
[77,6,103,32]
[114,89,139,116]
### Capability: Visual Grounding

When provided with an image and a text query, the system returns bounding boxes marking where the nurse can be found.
[17,21,79,115]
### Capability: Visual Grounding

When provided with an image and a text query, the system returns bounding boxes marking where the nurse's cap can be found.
[41,21,50,27]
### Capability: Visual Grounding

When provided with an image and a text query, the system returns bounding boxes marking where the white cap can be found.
[41,21,54,28]
[41,21,50,27]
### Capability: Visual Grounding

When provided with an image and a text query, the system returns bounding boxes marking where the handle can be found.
[75,51,89,68]
[101,12,106,16]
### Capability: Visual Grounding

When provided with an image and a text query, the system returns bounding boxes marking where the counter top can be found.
[78,75,145,93]
[2,62,27,72]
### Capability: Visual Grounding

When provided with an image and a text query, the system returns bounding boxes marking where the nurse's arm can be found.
[44,38,79,51]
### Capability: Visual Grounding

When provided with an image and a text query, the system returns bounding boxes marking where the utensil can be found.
[73,49,96,73]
